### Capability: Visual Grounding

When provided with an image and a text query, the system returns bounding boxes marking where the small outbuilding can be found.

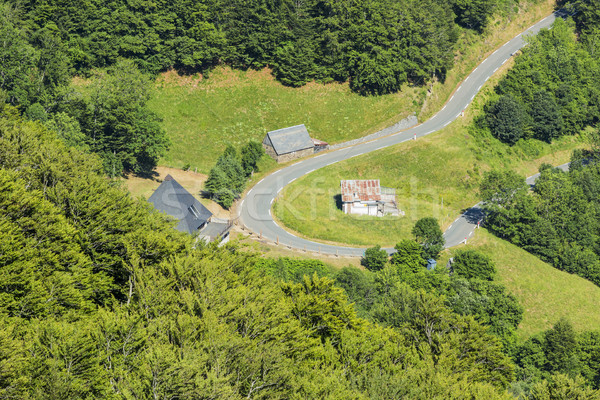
[148,175,231,243]
[340,179,402,217]
[263,124,327,163]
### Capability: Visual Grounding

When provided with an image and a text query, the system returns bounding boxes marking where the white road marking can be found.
[277,187,283,194]
[270,198,274,205]
[425,130,434,135]
[240,199,244,208]
[326,161,336,166]
[443,121,451,127]
[474,67,479,73]
[307,168,315,173]
[449,95,455,102]
[314,154,325,159]
[289,177,297,183]
[493,67,499,73]
[258,178,264,184]
[441,105,447,111]
[477,85,483,91]
[471,95,476,101]
[375,146,386,151]
[247,189,253,196]
[269,209,272,217]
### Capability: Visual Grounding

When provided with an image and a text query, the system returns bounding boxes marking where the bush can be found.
[362,245,388,271]
[452,249,496,280]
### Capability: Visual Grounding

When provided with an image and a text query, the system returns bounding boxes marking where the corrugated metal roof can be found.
[340,180,382,202]
[264,124,314,155]
[148,175,212,235]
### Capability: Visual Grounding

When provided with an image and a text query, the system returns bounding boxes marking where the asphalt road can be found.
[240,10,565,257]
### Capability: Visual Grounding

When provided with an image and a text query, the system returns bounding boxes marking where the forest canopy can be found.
[3,0,504,95]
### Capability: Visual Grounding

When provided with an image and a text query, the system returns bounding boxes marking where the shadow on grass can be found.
[333,194,343,211]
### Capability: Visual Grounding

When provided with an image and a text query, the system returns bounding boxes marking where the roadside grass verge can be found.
[148,0,557,174]
[444,230,600,340]
[273,60,584,247]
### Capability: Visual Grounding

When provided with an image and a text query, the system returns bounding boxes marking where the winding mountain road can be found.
[240,10,566,257]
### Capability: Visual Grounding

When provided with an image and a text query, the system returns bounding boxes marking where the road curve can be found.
[240,11,564,257]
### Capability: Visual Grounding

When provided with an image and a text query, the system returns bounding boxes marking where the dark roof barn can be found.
[263,124,314,155]
[148,175,212,235]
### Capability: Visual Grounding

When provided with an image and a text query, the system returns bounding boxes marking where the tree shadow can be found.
[132,169,160,180]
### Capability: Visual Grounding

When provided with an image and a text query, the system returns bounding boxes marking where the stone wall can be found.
[264,143,315,163]
[275,147,314,163]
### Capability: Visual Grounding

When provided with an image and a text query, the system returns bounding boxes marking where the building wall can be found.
[344,202,379,216]
[263,143,314,163]
[263,143,278,160]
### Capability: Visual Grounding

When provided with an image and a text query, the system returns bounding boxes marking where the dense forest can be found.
[482,17,600,145]
[2,0,503,95]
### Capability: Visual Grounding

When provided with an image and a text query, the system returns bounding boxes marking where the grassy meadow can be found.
[443,230,600,340]
[149,68,422,173]
[148,0,557,174]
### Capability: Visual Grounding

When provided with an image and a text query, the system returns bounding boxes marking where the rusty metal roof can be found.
[340,180,381,202]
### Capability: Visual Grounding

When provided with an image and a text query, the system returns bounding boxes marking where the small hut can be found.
[263,124,317,163]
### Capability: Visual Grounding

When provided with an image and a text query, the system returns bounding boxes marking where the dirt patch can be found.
[122,166,230,219]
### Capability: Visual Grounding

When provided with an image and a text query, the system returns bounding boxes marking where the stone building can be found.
[263,124,324,163]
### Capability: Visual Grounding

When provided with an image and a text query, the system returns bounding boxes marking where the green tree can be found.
[486,95,530,145]
[531,91,564,143]
[0,4,39,108]
[204,151,246,208]
[390,239,425,272]
[412,218,445,260]
[362,245,388,271]
[44,112,88,150]
[451,0,495,32]
[240,140,264,176]
[452,249,497,281]
[545,318,580,375]
[480,170,528,208]
[530,373,600,400]
[82,59,169,176]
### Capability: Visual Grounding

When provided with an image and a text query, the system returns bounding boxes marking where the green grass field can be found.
[273,66,583,247]
[148,0,557,174]
[149,68,422,173]
[443,230,600,340]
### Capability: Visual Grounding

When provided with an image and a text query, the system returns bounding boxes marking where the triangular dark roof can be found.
[263,124,314,155]
[148,175,212,235]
